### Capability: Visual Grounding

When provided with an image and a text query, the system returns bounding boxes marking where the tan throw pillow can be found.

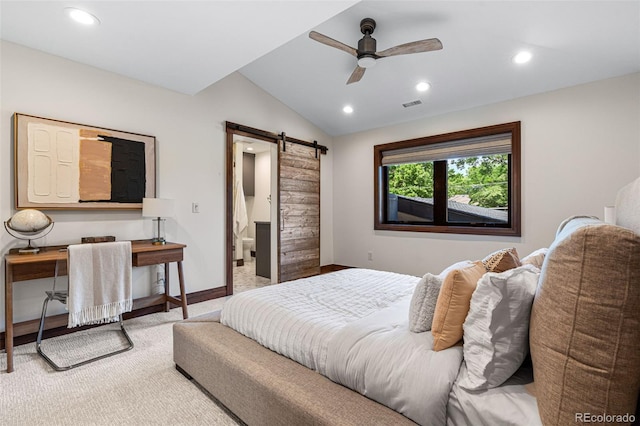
[482,247,521,272]
[520,248,548,269]
[431,261,486,351]
[530,217,640,425]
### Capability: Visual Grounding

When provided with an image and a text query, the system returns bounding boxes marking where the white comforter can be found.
[220,268,464,425]
[326,298,463,426]
[220,268,418,373]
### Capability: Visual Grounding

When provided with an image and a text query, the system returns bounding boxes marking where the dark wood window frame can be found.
[374,121,521,237]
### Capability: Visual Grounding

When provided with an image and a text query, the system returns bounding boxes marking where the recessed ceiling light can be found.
[343,105,354,114]
[246,147,254,151]
[513,51,532,64]
[416,82,431,92]
[65,8,100,25]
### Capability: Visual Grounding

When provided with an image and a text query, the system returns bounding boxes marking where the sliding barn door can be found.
[278,140,320,282]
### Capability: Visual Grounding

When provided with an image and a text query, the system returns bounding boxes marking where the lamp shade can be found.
[142,198,175,218]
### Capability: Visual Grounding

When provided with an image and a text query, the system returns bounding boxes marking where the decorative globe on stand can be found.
[4,209,54,254]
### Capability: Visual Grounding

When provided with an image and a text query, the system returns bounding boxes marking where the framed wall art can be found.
[13,113,156,210]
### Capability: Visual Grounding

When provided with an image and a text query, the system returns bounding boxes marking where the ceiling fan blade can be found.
[347,66,365,85]
[309,31,357,57]
[376,38,443,57]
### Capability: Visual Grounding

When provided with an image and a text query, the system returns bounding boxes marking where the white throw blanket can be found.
[67,241,133,328]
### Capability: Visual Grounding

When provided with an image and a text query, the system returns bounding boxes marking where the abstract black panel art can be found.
[100,135,147,203]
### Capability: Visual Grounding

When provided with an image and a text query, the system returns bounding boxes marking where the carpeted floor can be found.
[0,298,243,426]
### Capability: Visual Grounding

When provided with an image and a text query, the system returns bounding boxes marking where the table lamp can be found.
[142,198,175,245]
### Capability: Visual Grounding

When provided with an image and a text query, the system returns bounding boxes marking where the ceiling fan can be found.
[309,18,443,85]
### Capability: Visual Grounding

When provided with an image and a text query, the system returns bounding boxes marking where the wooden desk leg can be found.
[164,262,171,312]
[5,261,14,373]
[177,261,188,319]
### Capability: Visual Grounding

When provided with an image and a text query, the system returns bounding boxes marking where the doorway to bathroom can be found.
[232,134,278,293]
[225,121,328,295]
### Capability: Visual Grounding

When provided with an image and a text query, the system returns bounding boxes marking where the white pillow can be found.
[616,177,640,234]
[459,264,540,390]
[408,273,443,333]
[520,248,548,269]
[438,260,474,277]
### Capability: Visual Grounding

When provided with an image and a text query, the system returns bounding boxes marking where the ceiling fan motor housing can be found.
[358,35,377,56]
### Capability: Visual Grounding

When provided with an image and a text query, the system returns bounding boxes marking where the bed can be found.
[174,178,640,425]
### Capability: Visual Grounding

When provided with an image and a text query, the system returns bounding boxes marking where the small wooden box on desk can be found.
[3,239,188,373]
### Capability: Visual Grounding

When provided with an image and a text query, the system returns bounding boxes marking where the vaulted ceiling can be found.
[2,1,639,136]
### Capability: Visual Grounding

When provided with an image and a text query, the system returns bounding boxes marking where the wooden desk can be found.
[4,240,188,373]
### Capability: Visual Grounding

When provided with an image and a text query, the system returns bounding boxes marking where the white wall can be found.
[332,73,640,276]
[0,41,334,331]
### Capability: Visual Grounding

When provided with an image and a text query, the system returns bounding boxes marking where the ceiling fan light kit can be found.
[357,56,376,68]
[309,17,442,85]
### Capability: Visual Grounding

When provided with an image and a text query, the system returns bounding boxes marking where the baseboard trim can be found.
[320,264,353,274]
[185,287,228,305]
[0,287,228,350]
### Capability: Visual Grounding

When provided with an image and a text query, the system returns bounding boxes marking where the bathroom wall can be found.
[244,151,255,240]
[251,150,272,238]
[245,194,255,240]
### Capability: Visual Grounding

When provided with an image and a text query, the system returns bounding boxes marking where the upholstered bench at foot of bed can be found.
[173,312,415,426]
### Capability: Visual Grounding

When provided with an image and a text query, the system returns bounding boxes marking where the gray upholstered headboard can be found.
[530,179,640,426]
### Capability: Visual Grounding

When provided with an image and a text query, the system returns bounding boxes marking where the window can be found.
[374,122,521,236]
